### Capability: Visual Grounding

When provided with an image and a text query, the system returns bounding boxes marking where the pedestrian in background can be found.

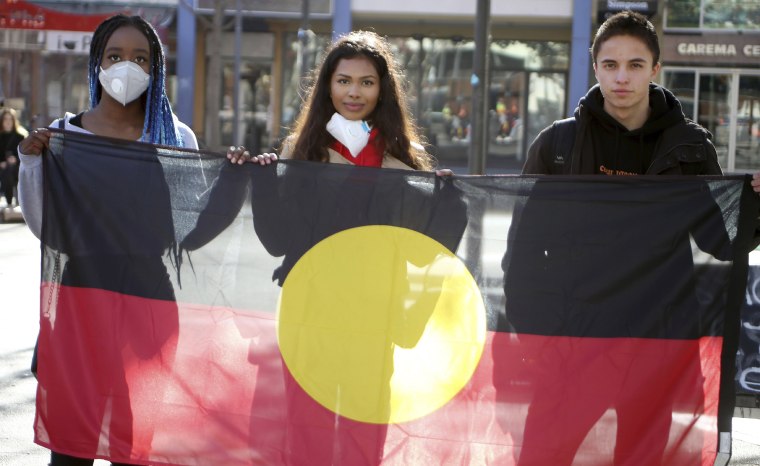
[0,107,27,210]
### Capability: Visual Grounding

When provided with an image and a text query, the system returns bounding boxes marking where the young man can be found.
[509,10,753,465]
[522,10,721,176]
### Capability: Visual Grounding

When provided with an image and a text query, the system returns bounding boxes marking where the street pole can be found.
[468,0,490,175]
[175,0,196,127]
[568,0,592,117]
[299,0,310,99]
[233,0,242,145]
[414,34,425,127]
[466,0,490,274]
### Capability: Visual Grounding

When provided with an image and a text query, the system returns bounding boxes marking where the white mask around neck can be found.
[98,61,150,106]
[326,112,372,157]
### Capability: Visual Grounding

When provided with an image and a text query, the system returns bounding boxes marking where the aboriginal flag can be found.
[33,129,757,465]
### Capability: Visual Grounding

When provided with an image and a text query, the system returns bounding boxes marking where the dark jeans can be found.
[0,162,18,204]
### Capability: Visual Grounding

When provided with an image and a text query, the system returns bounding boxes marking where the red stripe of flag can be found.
[36,285,721,465]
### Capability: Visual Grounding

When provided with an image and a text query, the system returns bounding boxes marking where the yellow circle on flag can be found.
[277,225,486,424]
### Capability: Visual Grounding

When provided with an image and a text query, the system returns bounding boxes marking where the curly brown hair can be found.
[285,30,432,170]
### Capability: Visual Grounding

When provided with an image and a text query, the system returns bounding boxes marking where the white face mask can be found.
[326,112,372,157]
[98,61,150,106]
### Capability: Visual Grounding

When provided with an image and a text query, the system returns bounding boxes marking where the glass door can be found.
[487,71,527,163]
[523,72,566,161]
[736,75,760,171]
[662,71,696,120]
[220,60,273,153]
[696,73,733,170]
[663,68,760,172]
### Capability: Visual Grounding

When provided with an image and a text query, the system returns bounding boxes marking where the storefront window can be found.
[736,76,760,170]
[44,54,90,124]
[218,60,273,154]
[279,31,332,140]
[663,68,760,172]
[667,0,701,28]
[698,73,732,168]
[384,38,567,166]
[203,30,278,151]
[704,0,760,29]
[662,71,696,119]
[0,47,89,128]
[525,72,566,154]
[0,49,35,126]
[666,0,760,29]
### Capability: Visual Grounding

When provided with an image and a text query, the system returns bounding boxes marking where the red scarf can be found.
[329,128,385,167]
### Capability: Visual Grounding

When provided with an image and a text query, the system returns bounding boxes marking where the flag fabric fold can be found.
[34,129,757,465]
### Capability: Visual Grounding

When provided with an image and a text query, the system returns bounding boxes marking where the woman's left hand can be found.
[435,168,454,177]
[227,146,251,165]
[251,153,278,165]
[752,172,760,193]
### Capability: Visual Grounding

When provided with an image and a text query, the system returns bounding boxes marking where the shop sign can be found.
[597,0,657,23]
[662,33,760,67]
[45,30,93,55]
[195,0,331,17]
[0,0,116,32]
[206,32,274,59]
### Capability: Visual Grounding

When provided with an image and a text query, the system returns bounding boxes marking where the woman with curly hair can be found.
[249,30,436,171]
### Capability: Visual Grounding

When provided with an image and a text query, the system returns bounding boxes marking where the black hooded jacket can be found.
[523,83,722,175]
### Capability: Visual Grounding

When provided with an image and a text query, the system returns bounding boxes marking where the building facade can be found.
[0,0,578,168]
[7,1,755,172]
[181,0,576,168]
[660,0,760,173]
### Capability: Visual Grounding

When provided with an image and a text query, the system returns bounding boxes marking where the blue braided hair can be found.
[88,14,183,147]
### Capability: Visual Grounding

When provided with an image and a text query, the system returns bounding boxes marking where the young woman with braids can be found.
[19,14,251,230]
[19,13,251,232]
[17,14,250,466]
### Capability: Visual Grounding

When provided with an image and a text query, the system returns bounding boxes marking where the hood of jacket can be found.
[572,83,691,175]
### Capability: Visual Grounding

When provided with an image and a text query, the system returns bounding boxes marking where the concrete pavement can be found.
[0,220,49,465]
